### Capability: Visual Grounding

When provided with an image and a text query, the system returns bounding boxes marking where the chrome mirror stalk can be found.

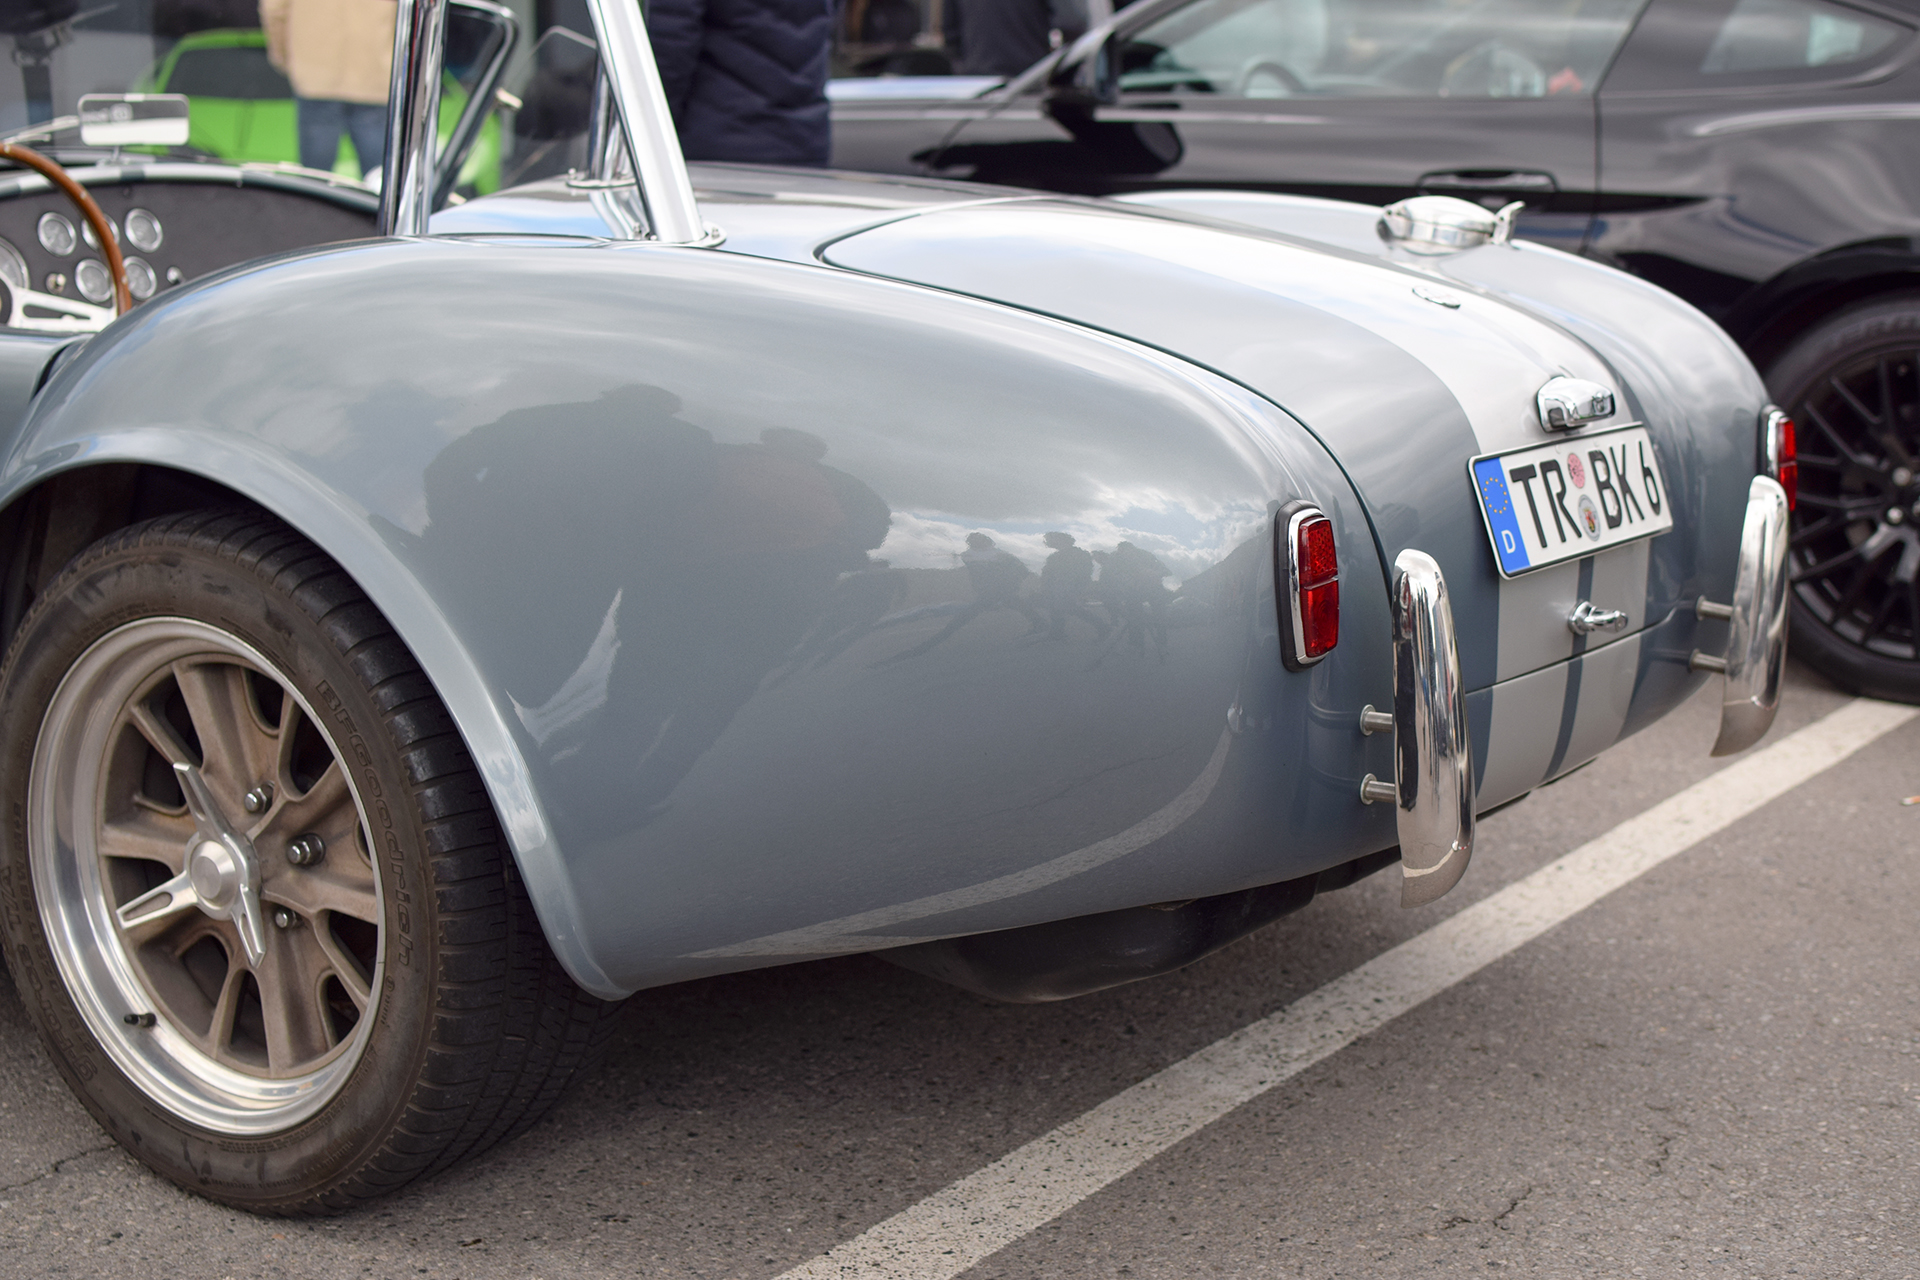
[1691,476,1790,756]
[1358,550,1476,908]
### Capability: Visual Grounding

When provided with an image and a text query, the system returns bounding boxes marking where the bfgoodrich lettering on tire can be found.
[0,509,618,1213]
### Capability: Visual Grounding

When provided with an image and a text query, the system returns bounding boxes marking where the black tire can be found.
[0,509,620,1213]
[1766,293,1920,704]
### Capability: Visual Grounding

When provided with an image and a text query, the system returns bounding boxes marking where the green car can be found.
[136,28,500,194]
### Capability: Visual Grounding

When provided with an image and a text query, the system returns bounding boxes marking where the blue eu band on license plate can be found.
[1469,425,1674,577]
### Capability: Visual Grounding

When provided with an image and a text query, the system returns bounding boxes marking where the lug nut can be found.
[1889,508,1906,526]
[243,783,275,814]
[272,907,301,930]
[285,833,326,867]
[1895,467,1915,487]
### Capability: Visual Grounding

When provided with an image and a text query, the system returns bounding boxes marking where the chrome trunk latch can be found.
[1568,601,1629,635]
[1536,375,1616,430]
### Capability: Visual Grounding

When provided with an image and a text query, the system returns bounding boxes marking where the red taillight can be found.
[1776,416,1797,511]
[1766,406,1797,511]
[1282,508,1339,667]
[1300,576,1340,658]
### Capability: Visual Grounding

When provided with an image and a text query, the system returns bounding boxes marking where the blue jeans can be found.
[297,99,388,177]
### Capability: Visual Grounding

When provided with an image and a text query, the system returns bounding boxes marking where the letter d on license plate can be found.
[1469,425,1673,577]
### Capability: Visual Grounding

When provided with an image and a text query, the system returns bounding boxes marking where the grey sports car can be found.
[0,0,1785,1212]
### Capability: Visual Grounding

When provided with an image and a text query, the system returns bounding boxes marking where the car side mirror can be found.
[1047,29,1120,107]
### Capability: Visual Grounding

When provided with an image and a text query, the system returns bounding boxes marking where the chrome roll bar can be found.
[383,0,710,244]
[585,0,709,244]
[1360,550,1476,908]
[1691,476,1790,757]
[381,0,449,237]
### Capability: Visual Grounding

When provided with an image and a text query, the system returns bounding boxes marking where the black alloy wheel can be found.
[1767,295,1920,704]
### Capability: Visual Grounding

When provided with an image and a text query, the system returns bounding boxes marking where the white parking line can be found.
[781,696,1916,1280]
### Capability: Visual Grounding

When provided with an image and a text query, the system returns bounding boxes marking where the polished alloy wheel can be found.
[1787,345,1920,664]
[29,617,382,1134]
[2,512,615,1211]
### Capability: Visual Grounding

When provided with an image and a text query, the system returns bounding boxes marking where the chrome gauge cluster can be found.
[8,201,171,326]
[37,211,76,255]
[125,207,162,252]
[123,257,157,300]
[74,258,113,304]
[0,237,26,291]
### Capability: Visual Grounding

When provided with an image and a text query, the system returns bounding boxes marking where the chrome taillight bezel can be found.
[1761,404,1797,511]
[1277,501,1338,670]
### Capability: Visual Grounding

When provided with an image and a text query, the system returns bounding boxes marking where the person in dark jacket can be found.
[646,0,833,167]
[943,0,1090,78]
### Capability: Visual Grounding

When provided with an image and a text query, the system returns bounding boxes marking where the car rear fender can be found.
[831,194,1767,801]
[9,234,1400,997]
[0,334,78,444]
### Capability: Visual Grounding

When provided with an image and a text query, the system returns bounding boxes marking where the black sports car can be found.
[831,0,1920,701]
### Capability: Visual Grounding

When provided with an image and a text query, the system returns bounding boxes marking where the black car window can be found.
[1115,0,1649,99]
[1602,0,1912,89]
[1703,0,1903,71]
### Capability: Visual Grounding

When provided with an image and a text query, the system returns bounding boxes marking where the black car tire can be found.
[0,509,619,1213]
[1765,294,1920,704]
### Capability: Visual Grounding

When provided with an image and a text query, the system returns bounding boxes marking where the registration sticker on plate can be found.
[1469,425,1673,577]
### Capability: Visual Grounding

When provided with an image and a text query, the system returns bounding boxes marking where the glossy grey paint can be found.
[817,191,1762,803]
[0,335,67,439]
[6,235,1399,997]
[1123,189,1768,713]
[435,168,1761,851]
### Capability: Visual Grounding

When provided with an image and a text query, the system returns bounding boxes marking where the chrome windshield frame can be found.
[383,0,710,244]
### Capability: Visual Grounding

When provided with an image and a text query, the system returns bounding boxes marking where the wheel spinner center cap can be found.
[187,838,239,910]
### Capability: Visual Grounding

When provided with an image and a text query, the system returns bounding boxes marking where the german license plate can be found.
[1469,425,1674,577]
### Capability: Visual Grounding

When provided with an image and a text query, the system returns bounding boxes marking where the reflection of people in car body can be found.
[878,532,1042,663]
[771,557,909,680]
[405,388,894,821]
[1103,540,1173,660]
[1036,531,1110,642]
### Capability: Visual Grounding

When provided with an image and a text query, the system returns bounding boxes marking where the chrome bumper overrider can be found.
[1360,549,1476,908]
[1691,476,1791,757]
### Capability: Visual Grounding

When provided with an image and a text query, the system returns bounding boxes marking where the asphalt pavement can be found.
[1,658,1915,1279]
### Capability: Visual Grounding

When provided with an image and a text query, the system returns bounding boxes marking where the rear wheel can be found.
[1766,294,1920,703]
[0,509,619,1212]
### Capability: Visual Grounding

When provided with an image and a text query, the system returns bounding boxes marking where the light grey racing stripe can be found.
[778,697,1916,1280]
[1477,658,1569,809]
[1557,631,1646,778]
